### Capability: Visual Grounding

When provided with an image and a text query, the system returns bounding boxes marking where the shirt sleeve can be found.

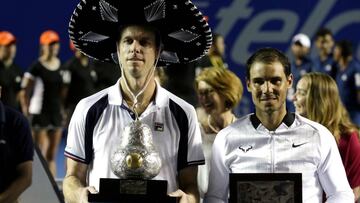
[185,106,205,167]
[26,62,41,78]
[204,131,230,203]
[64,100,88,163]
[317,127,355,202]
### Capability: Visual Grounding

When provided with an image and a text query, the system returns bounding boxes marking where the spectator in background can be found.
[333,40,360,126]
[313,28,336,78]
[205,47,354,203]
[20,30,68,177]
[0,90,33,203]
[287,33,313,112]
[166,33,228,107]
[0,31,23,110]
[164,62,198,106]
[91,59,120,91]
[154,66,168,87]
[194,67,243,202]
[293,72,360,201]
[196,33,228,74]
[63,41,97,126]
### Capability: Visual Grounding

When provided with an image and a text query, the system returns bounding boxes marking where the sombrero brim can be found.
[69,0,212,66]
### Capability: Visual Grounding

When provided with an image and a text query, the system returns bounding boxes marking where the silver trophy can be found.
[110,119,162,179]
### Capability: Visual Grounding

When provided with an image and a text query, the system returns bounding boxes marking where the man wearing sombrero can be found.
[63,0,212,202]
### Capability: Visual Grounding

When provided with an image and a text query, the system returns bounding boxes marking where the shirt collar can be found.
[250,111,295,129]
[108,79,123,106]
[153,80,169,108]
[108,78,169,108]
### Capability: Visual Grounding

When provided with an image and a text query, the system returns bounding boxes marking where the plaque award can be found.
[229,173,302,203]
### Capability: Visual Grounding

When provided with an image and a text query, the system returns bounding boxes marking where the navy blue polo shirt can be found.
[0,101,33,192]
[288,57,313,112]
[0,62,23,109]
[291,57,313,86]
[336,59,360,113]
[312,54,337,79]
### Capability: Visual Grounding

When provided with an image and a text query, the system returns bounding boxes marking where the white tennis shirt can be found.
[65,79,204,193]
[204,113,354,203]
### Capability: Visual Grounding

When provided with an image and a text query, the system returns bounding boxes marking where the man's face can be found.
[333,45,341,62]
[118,26,157,79]
[291,43,309,59]
[315,34,334,55]
[247,61,293,114]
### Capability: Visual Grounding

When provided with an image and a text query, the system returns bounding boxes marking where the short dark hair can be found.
[315,28,333,39]
[246,47,291,79]
[335,40,353,58]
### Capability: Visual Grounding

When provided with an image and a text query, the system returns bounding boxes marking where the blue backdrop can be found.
[1,0,360,114]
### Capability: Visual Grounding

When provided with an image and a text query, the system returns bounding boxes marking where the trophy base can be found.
[88,178,177,203]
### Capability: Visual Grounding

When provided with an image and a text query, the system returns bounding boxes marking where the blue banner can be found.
[1,0,360,114]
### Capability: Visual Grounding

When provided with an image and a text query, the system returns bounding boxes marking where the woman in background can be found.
[293,72,360,201]
[20,30,68,177]
[194,67,243,201]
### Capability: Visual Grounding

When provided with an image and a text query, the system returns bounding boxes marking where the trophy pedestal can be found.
[88,178,177,203]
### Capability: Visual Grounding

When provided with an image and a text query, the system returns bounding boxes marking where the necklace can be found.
[207,114,236,133]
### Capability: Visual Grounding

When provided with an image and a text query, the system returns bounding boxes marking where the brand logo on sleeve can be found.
[239,145,253,152]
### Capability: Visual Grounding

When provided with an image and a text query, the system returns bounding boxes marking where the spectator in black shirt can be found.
[0,31,23,110]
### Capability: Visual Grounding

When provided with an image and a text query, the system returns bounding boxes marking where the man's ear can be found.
[246,78,251,92]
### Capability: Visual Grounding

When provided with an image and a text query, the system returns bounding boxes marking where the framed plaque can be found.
[229,173,302,203]
[88,178,177,203]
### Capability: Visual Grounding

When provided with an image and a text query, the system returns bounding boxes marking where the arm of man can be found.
[169,166,199,203]
[63,158,97,203]
[0,161,32,203]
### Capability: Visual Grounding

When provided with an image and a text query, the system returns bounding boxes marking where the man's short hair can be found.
[315,28,333,39]
[246,47,291,79]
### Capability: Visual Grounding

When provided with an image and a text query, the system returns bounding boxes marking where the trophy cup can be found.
[88,118,177,203]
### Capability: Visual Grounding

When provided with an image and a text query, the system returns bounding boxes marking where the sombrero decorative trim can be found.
[99,0,118,22]
[68,0,212,66]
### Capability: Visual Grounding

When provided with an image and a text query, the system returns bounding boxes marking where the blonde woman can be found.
[293,72,360,201]
[195,67,243,201]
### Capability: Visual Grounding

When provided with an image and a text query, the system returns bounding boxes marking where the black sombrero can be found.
[69,0,212,66]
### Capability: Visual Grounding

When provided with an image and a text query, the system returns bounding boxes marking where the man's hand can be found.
[169,189,194,203]
[79,186,98,203]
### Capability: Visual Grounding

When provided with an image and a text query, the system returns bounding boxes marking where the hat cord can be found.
[118,46,161,120]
